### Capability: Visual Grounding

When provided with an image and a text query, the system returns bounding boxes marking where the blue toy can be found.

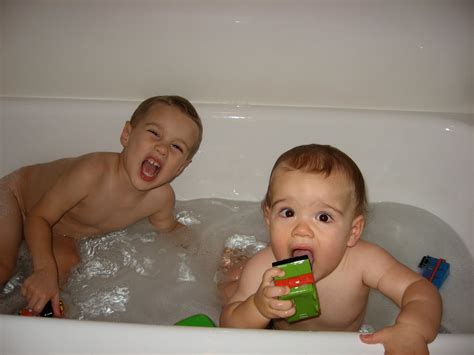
[418,255,449,289]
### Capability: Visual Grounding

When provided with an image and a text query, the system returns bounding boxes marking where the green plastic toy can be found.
[273,255,320,323]
[174,313,216,327]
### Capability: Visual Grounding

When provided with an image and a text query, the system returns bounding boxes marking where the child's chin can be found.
[139,171,160,184]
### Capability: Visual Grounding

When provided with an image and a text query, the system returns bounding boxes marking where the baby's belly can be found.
[272,297,367,332]
[52,218,119,240]
[52,208,148,239]
[273,312,364,332]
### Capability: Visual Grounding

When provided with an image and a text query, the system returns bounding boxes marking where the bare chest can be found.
[55,190,158,237]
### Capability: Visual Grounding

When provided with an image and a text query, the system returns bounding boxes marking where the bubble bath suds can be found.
[1,199,472,333]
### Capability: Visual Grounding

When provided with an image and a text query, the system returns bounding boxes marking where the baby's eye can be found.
[172,144,184,153]
[278,208,295,218]
[316,213,332,223]
[148,130,160,137]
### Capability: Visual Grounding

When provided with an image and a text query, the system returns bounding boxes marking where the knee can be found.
[63,252,80,271]
[55,247,80,276]
[218,280,239,304]
[56,253,80,286]
[0,263,15,285]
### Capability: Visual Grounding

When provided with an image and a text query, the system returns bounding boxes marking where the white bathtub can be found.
[1,0,473,353]
[0,98,473,354]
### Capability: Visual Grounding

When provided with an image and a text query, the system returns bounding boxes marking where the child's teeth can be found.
[148,159,160,167]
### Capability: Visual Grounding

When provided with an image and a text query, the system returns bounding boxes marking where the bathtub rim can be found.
[0,314,473,354]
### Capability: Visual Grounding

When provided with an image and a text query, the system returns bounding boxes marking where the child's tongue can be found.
[292,249,314,264]
[141,160,159,180]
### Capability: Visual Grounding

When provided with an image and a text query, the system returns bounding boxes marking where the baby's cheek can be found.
[316,247,345,274]
[270,241,287,260]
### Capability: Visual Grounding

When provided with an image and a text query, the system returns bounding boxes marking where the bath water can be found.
[1,199,472,333]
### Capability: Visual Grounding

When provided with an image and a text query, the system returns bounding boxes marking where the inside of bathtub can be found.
[1,198,472,334]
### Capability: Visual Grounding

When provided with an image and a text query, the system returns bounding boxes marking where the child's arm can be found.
[148,184,182,232]
[21,156,102,316]
[359,243,442,354]
[220,249,295,328]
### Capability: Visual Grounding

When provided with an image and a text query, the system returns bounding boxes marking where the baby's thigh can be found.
[52,235,80,285]
[217,251,249,304]
[0,177,24,279]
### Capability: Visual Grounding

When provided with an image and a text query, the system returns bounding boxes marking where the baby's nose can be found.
[293,221,314,238]
[155,143,168,156]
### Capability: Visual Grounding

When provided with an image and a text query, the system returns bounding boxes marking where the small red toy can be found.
[19,300,65,317]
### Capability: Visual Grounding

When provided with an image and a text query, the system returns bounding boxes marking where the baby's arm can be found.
[22,156,102,315]
[148,184,182,232]
[359,243,442,354]
[220,248,295,328]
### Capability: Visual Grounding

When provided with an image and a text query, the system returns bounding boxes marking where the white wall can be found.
[1,0,473,113]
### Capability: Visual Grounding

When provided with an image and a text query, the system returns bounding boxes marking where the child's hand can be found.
[253,267,295,320]
[21,267,61,316]
[360,323,429,355]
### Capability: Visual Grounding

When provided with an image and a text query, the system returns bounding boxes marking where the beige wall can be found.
[1,0,473,113]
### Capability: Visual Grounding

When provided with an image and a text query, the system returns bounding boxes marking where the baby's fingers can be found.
[262,267,285,285]
[360,328,387,345]
[262,284,290,299]
[268,297,294,311]
[52,294,62,317]
[268,297,295,318]
[30,297,48,314]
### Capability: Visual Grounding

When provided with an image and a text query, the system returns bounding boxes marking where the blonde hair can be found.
[263,144,368,216]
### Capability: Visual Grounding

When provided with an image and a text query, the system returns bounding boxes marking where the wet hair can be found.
[129,95,203,158]
[263,144,368,216]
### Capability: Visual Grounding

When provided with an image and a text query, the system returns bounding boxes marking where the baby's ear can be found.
[175,159,192,177]
[347,215,365,247]
[120,121,132,147]
[263,205,271,227]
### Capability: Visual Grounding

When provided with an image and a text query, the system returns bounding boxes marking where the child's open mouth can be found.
[141,158,161,182]
[292,249,314,265]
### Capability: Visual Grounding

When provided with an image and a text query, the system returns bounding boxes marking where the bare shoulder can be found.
[147,183,176,210]
[147,183,178,231]
[151,181,175,198]
[72,152,118,171]
[59,152,119,182]
[228,247,274,303]
[351,239,394,260]
[350,240,399,270]
[352,240,419,290]
[15,153,116,192]
[244,247,275,271]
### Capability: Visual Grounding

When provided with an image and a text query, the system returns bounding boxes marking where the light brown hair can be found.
[263,144,368,216]
[130,95,203,158]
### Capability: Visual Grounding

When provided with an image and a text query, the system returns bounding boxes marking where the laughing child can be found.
[0,95,203,317]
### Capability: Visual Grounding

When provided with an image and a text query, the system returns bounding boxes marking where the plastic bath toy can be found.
[418,255,449,289]
[273,255,320,323]
[175,313,216,327]
[18,300,65,317]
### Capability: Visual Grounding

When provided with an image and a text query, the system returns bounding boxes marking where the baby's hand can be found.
[21,267,61,316]
[253,267,295,320]
[360,323,429,355]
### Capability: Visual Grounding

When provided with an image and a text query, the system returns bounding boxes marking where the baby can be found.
[0,95,203,317]
[220,144,441,355]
